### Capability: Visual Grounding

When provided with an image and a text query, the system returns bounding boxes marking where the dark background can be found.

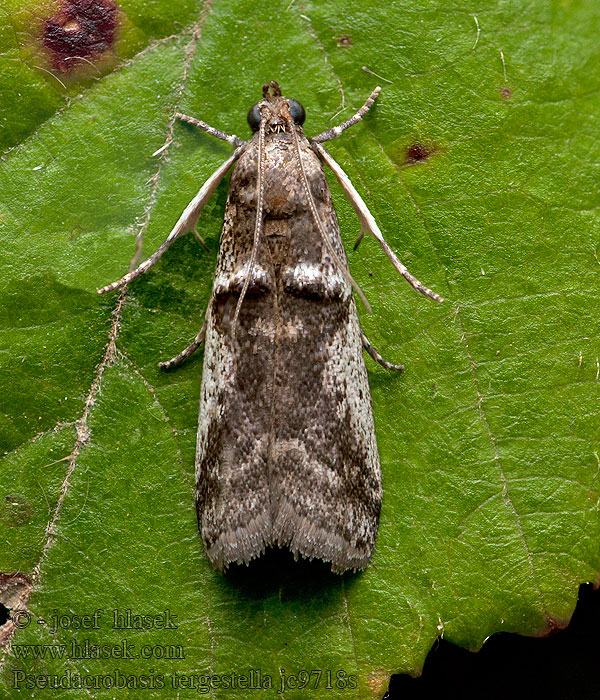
[385,583,600,700]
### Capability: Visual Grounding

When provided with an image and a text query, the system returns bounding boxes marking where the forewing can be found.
[195,172,276,570]
[268,138,382,572]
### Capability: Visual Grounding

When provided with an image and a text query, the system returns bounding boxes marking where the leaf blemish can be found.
[500,86,513,99]
[0,573,32,647]
[405,141,438,165]
[43,0,118,74]
[3,493,33,526]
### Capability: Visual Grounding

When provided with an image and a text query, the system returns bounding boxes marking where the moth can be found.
[98,81,442,573]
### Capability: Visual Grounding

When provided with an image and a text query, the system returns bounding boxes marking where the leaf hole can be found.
[0,603,9,627]
[0,573,32,646]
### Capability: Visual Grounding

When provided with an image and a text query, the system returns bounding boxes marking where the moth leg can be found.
[362,332,404,371]
[311,86,381,143]
[175,112,245,148]
[158,322,206,371]
[97,146,245,295]
[312,141,444,303]
[192,223,209,250]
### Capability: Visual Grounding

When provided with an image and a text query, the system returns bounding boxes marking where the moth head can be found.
[247,81,306,134]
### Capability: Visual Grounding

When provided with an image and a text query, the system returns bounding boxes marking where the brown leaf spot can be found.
[43,0,118,73]
[535,613,568,637]
[337,35,352,47]
[366,668,390,695]
[405,141,438,165]
[0,573,32,646]
[2,493,33,526]
[500,86,513,99]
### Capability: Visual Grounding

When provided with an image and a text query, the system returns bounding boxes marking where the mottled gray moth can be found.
[98,81,442,574]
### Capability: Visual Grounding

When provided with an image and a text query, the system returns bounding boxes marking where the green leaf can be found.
[1,0,599,697]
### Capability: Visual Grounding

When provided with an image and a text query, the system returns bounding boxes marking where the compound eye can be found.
[247,103,261,131]
[288,99,305,126]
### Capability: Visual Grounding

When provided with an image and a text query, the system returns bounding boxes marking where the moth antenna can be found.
[291,125,372,314]
[231,117,267,337]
